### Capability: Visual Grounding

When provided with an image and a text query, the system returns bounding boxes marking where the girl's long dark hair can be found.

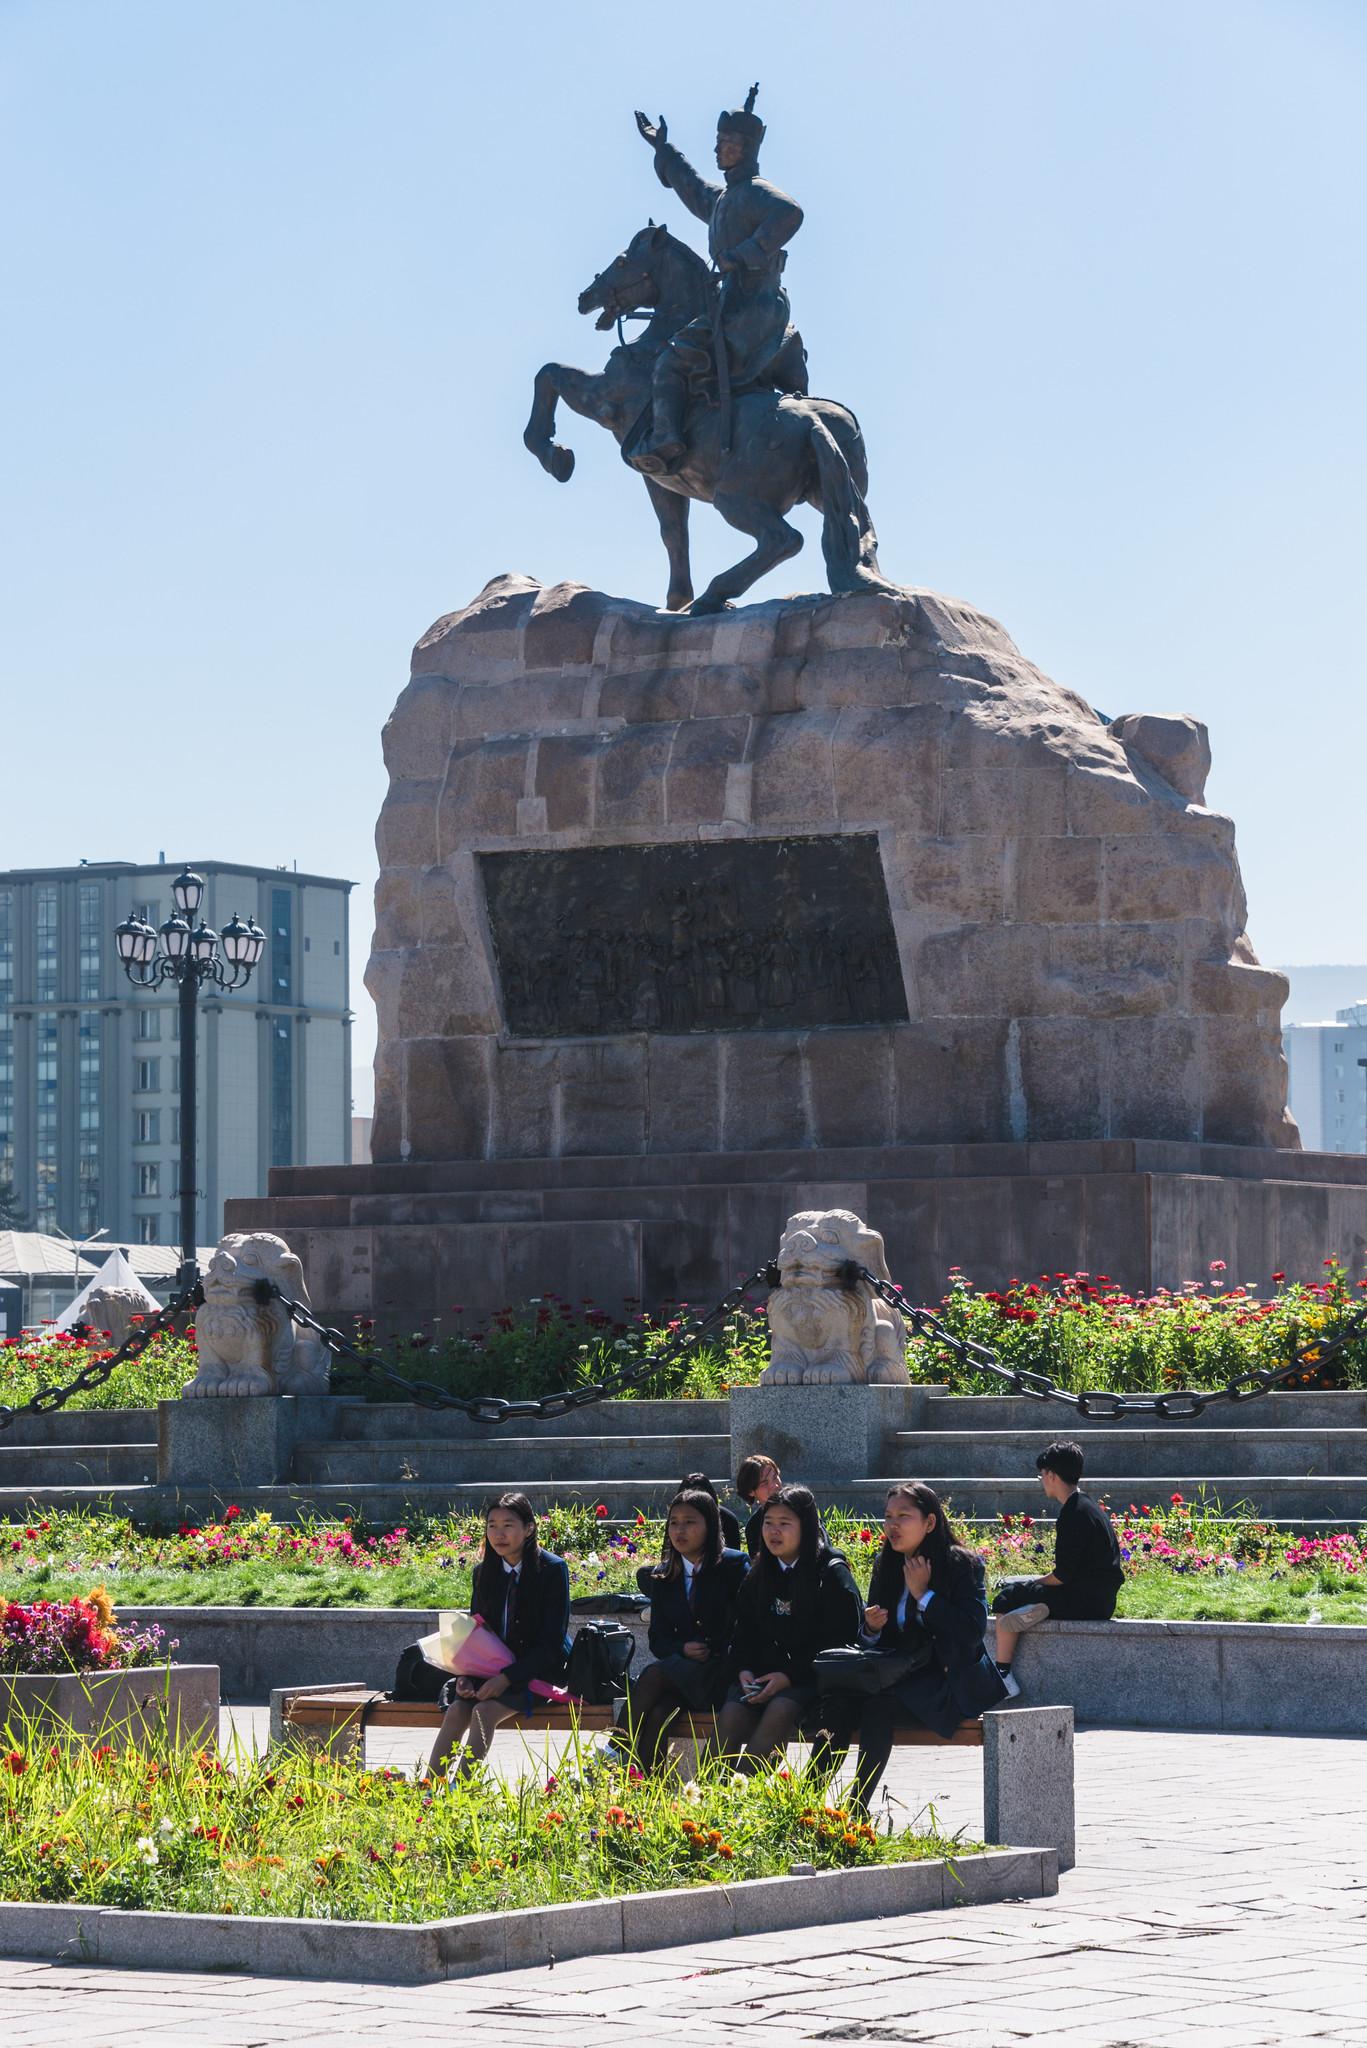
[868,1481,974,1609]
[652,1486,724,1579]
[473,1491,539,1618]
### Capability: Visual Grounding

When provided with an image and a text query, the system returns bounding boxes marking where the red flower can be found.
[1271,1272,1286,1284]
[223,1504,242,1523]
[5,1752,26,1775]
[594,1504,608,1520]
[1171,1492,1185,1506]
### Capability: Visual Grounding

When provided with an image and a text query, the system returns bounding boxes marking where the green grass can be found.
[0,1723,982,1922]
[4,1503,1364,1625]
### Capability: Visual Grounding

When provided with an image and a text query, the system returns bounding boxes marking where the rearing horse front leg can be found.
[644,477,692,611]
[524,364,577,482]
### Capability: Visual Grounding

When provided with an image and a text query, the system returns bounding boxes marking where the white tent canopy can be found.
[54,1248,162,1332]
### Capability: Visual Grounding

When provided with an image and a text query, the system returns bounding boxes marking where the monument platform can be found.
[236,573,1357,1325]
[229,1136,1367,1329]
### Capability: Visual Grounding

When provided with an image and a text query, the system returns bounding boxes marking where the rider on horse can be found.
[631,86,808,476]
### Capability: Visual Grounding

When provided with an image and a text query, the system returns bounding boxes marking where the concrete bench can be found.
[271,1683,1075,1870]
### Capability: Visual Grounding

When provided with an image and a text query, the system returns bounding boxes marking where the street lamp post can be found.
[116,869,265,1291]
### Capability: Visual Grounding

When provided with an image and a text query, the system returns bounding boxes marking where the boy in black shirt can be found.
[990,1438,1125,1699]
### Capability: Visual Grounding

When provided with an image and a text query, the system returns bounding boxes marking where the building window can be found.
[272,887,293,1001]
[171,1057,180,1090]
[271,1017,293,1168]
[133,901,158,926]
[78,1016,100,1235]
[137,1162,160,1197]
[134,1009,161,1041]
[134,1110,160,1145]
[137,1215,160,1244]
[35,887,58,1003]
[134,1057,160,1093]
[78,882,101,1001]
[36,1010,58,1229]
[170,1109,180,1144]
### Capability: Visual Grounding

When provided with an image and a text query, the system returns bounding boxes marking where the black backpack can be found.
[390,1642,449,1703]
[565,1621,635,1704]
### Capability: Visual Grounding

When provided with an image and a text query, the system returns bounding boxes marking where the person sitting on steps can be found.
[428,1492,570,1779]
[735,1452,783,1555]
[991,1438,1126,1698]
[832,1481,1007,1812]
[615,1486,748,1773]
[714,1483,861,1773]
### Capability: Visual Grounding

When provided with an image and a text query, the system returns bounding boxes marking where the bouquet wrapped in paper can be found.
[414,1609,515,1679]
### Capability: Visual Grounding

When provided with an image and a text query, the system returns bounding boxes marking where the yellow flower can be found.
[86,1585,116,1627]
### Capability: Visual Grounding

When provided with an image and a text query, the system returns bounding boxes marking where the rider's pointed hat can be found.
[717,81,764,152]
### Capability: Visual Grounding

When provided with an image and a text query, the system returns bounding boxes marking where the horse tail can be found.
[807,409,901,597]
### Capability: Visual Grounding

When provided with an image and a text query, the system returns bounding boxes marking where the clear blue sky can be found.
[3,1,1364,1110]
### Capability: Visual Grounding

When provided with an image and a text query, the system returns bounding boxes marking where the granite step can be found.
[293,1434,732,1487]
[334,1400,729,1442]
[894,1427,1367,1480]
[0,1410,158,1447]
[0,1476,1355,1535]
[0,1444,159,1487]
[918,1391,1367,1431]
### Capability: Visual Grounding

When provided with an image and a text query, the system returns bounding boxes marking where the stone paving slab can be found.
[2,1728,1365,2043]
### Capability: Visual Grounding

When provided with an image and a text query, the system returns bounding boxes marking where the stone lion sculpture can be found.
[761,1209,909,1387]
[185,1232,330,1398]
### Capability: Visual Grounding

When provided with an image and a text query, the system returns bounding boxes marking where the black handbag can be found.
[812,1642,935,1696]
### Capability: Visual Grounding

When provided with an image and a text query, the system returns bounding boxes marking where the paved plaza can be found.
[2,1726,1365,2046]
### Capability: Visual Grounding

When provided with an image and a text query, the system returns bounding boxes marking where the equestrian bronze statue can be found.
[523,89,901,615]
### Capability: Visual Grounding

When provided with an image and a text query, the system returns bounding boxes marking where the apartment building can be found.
[0,859,352,1244]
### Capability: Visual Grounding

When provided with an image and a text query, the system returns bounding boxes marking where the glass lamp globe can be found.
[171,867,205,918]
[189,921,219,966]
[160,915,191,962]
[220,913,252,967]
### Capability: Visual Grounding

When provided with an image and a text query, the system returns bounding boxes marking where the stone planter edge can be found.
[0,1844,1057,1984]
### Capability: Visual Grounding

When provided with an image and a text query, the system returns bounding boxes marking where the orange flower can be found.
[606,1805,627,1825]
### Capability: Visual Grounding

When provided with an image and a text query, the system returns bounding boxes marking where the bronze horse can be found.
[524,223,899,614]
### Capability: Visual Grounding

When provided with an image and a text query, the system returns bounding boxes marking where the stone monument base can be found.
[228,1138,1367,1334]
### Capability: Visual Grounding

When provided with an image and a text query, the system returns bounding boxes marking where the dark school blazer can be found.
[869,1550,1007,1725]
[471,1549,571,1691]
[637,1549,749,1660]
[730,1545,863,1687]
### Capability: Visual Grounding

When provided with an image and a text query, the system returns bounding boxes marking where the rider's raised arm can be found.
[651,137,723,224]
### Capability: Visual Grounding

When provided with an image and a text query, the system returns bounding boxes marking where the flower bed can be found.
[0,1734,980,1923]
[8,1261,1364,1415]
[4,1501,1365,1626]
[1,1590,169,1676]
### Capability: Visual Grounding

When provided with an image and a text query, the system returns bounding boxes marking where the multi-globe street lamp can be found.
[115,868,265,1289]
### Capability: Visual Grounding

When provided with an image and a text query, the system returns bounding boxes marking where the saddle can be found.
[622,326,809,474]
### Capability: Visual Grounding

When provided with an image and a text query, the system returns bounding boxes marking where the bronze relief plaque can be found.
[481,836,908,1038]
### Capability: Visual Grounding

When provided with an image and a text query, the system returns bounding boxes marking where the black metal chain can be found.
[266,1265,777,1427]
[0,1287,200,1435]
[856,1267,1367,1418]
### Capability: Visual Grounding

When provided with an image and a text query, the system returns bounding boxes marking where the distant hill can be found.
[1275,966,1367,1026]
